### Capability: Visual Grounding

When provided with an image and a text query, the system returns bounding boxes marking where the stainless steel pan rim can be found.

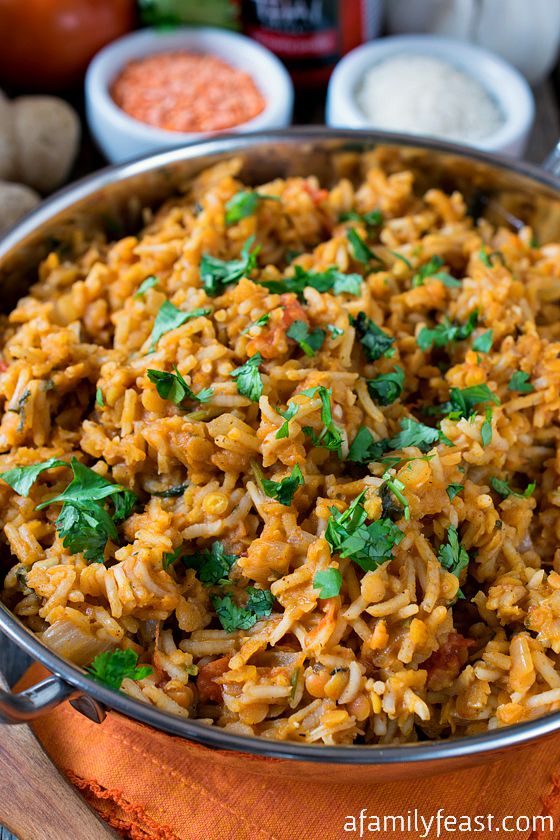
[1,126,560,766]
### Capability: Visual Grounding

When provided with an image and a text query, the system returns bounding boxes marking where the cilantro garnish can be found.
[481,407,493,446]
[417,311,478,351]
[95,387,105,407]
[446,483,464,501]
[152,483,189,498]
[387,417,442,452]
[225,191,280,226]
[201,236,260,296]
[347,228,381,265]
[241,313,271,334]
[262,464,304,506]
[286,320,326,356]
[388,250,413,269]
[313,568,343,598]
[183,542,238,585]
[437,525,469,594]
[339,209,382,228]
[275,401,299,439]
[231,352,264,402]
[1,457,137,564]
[302,386,343,455]
[87,649,152,691]
[508,371,534,393]
[367,366,404,406]
[148,301,211,352]
[327,324,344,338]
[260,265,362,298]
[212,587,274,632]
[134,275,158,298]
[383,471,410,520]
[352,312,395,361]
[472,330,493,353]
[479,247,492,267]
[1,457,68,497]
[347,418,442,464]
[147,367,213,405]
[411,255,461,288]
[162,545,184,569]
[489,477,535,499]
[324,491,404,572]
[427,383,500,421]
[347,426,382,464]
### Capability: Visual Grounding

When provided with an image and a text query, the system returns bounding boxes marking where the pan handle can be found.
[0,674,108,724]
[542,142,560,177]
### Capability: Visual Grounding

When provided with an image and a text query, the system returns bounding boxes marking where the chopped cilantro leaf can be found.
[437,525,469,593]
[489,477,535,499]
[95,387,105,407]
[347,228,381,265]
[383,472,410,520]
[201,236,259,296]
[134,275,158,298]
[262,464,304,506]
[152,483,189,498]
[302,386,343,455]
[1,457,67,497]
[427,383,500,421]
[241,313,270,334]
[411,256,460,288]
[479,247,492,267]
[324,490,404,572]
[313,568,342,598]
[481,407,493,446]
[87,649,152,691]
[352,312,394,361]
[286,320,326,356]
[275,401,299,439]
[388,250,413,269]
[147,367,213,405]
[162,545,184,568]
[225,191,280,225]
[212,587,274,632]
[183,542,238,585]
[327,324,344,338]
[339,209,382,227]
[148,301,211,352]
[387,417,441,452]
[508,371,534,393]
[446,483,464,501]
[472,330,493,353]
[260,265,362,298]
[231,352,264,402]
[367,366,404,406]
[3,457,137,565]
[417,311,478,351]
[347,426,380,464]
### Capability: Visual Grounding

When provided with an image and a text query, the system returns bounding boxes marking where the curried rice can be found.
[2,153,560,745]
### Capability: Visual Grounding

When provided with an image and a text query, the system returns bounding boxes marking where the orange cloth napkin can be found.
[14,664,560,840]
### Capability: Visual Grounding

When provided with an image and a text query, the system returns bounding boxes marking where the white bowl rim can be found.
[327,33,535,152]
[86,26,294,142]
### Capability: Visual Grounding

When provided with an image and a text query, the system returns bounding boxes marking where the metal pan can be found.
[1,128,560,782]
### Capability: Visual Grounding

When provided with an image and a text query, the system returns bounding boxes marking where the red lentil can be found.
[111,51,266,133]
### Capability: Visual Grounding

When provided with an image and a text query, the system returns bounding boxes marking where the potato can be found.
[0,90,17,181]
[13,96,80,193]
[0,180,40,235]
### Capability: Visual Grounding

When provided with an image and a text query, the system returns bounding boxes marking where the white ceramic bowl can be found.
[326,35,535,158]
[85,27,294,163]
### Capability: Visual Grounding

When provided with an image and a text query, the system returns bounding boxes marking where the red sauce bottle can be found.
[241,0,382,87]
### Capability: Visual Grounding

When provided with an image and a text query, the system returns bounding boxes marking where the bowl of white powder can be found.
[326,35,534,158]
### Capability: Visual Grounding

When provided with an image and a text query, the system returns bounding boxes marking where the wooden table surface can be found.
[0,79,559,840]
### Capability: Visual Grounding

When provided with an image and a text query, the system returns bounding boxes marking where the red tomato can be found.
[0,0,136,91]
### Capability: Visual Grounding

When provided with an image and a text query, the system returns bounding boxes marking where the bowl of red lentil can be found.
[85,27,294,163]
